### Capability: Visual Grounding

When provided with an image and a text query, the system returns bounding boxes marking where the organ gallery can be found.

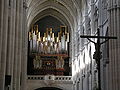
[28,25,70,75]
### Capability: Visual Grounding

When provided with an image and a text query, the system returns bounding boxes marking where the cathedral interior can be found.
[0,0,120,90]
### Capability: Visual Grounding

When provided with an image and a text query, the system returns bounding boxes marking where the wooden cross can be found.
[80,28,117,90]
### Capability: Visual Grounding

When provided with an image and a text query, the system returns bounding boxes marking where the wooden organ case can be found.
[27,25,70,76]
[30,55,68,75]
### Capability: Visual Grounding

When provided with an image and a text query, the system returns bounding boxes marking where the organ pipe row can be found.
[29,25,69,54]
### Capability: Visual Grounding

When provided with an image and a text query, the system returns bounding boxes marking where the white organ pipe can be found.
[29,26,69,54]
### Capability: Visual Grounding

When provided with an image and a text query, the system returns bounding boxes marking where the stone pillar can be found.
[71,29,74,59]
[108,0,120,90]
[90,0,95,34]
[75,82,78,90]
[77,80,80,90]
[16,0,24,90]
[13,0,21,90]
[73,84,75,90]
[84,10,88,44]
[79,77,83,90]
[6,0,14,76]
[10,0,17,90]
[0,0,4,87]
[20,1,28,90]
[105,65,109,90]
[5,0,15,90]
[0,0,4,68]
[0,0,9,89]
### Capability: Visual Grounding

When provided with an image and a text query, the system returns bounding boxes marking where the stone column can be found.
[108,0,120,90]
[13,0,20,90]
[77,80,80,90]
[6,0,14,76]
[107,0,112,89]
[10,0,17,90]
[90,0,95,34]
[20,1,28,90]
[79,77,82,90]
[0,0,9,89]
[16,0,23,90]
[90,0,96,85]
[116,1,120,89]
[84,10,88,44]
[71,29,74,60]
[0,0,4,68]
[74,83,77,90]
[73,84,75,90]
[5,0,15,90]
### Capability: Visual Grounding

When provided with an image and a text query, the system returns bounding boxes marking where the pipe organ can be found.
[28,25,70,75]
[29,25,69,54]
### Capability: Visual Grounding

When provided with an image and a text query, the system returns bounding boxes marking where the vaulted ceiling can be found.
[26,0,82,32]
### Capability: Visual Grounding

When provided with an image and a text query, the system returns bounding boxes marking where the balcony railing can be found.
[27,75,72,81]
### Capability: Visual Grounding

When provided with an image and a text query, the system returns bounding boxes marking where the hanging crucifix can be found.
[80,28,117,90]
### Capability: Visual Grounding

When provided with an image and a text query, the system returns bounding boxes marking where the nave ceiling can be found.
[26,0,83,32]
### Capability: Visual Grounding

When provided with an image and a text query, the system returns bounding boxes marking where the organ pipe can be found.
[29,25,69,54]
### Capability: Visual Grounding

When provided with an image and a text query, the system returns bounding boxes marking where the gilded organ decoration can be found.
[33,56,42,69]
[28,25,70,75]
[29,25,69,54]
[31,56,66,75]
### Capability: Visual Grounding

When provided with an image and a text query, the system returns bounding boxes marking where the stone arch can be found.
[26,0,78,63]
[27,0,76,32]
[27,7,73,31]
[29,83,66,90]
[29,8,71,31]
[27,0,77,21]
[35,87,63,90]
[32,15,64,34]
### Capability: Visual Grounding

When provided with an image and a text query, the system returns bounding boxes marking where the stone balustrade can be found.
[27,75,72,81]
[55,76,72,81]
[28,75,44,80]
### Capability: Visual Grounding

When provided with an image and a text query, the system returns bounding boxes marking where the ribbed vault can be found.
[26,0,80,32]
[30,8,70,31]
